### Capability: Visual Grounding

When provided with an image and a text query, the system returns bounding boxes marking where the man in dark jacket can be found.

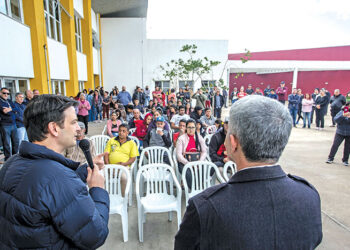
[329,89,346,127]
[175,95,322,249]
[326,103,350,166]
[213,89,225,119]
[132,86,145,106]
[13,92,28,145]
[209,118,229,168]
[190,106,203,122]
[0,95,110,249]
[288,88,300,127]
[0,87,20,160]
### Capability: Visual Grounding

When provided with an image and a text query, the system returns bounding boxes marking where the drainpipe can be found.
[43,44,50,93]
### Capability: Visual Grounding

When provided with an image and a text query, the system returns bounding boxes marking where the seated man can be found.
[171,105,190,132]
[209,117,229,169]
[128,108,143,129]
[143,116,172,164]
[173,119,187,147]
[200,108,216,128]
[64,122,96,163]
[104,124,139,195]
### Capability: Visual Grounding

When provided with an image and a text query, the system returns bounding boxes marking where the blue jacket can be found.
[335,110,350,136]
[288,94,300,109]
[175,165,322,250]
[268,93,278,100]
[0,141,110,249]
[12,101,26,128]
[0,97,18,126]
[117,91,132,106]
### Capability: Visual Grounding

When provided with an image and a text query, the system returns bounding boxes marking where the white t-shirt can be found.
[171,114,190,126]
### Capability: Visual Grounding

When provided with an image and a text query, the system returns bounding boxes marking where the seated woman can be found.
[176,119,207,188]
[107,110,122,137]
[133,113,153,147]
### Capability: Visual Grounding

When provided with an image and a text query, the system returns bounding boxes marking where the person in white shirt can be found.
[171,105,190,131]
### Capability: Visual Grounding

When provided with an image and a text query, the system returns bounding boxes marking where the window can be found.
[79,81,85,92]
[179,80,194,90]
[75,15,82,52]
[0,78,29,101]
[155,80,170,93]
[51,80,65,95]
[44,0,62,42]
[0,0,23,22]
[201,80,216,91]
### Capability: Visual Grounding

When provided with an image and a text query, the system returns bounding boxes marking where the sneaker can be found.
[326,159,333,164]
[329,125,335,127]
[343,162,349,166]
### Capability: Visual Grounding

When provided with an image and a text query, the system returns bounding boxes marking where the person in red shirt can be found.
[237,86,247,99]
[173,119,187,146]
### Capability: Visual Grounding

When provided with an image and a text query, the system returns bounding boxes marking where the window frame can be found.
[74,14,83,52]
[44,0,62,42]
[78,81,85,92]
[178,80,194,90]
[51,80,66,95]
[0,77,30,101]
[0,0,24,23]
[154,80,170,93]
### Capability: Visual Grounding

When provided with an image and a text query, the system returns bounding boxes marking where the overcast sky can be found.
[147,0,350,53]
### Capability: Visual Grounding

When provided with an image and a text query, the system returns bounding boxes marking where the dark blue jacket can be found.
[0,97,18,126]
[288,94,300,109]
[12,101,26,128]
[0,141,110,249]
[175,165,322,250]
[334,110,350,136]
[268,93,278,100]
[315,95,329,115]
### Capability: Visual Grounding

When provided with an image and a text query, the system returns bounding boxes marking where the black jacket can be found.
[315,95,329,115]
[209,128,226,163]
[213,94,225,109]
[330,94,346,113]
[175,165,322,250]
[132,92,145,104]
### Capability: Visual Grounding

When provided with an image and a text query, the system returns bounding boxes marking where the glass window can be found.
[74,15,82,52]
[18,79,28,94]
[10,0,21,21]
[4,79,16,101]
[179,80,194,89]
[79,81,85,92]
[60,81,65,95]
[51,80,65,95]
[155,80,170,93]
[0,0,8,15]
[44,0,62,42]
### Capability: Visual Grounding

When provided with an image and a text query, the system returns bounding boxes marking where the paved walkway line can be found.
[322,210,350,233]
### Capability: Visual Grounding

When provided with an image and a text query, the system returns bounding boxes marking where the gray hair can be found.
[15,92,24,97]
[228,95,292,163]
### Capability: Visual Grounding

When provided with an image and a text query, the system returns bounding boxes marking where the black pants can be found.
[296,107,303,124]
[279,100,286,105]
[78,115,89,134]
[328,133,350,162]
[331,109,341,126]
[214,107,222,118]
[315,109,324,128]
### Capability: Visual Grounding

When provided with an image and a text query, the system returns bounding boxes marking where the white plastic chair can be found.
[90,135,110,155]
[182,161,225,205]
[104,165,131,242]
[102,125,107,135]
[128,135,140,149]
[206,125,217,135]
[223,161,237,182]
[129,128,136,135]
[172,147,181,182]
[136,164,182,242]
[204,134,213,146]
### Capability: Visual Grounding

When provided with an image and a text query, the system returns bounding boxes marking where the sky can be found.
[146,0,350,53]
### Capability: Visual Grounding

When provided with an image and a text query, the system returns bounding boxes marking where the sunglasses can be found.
[2,92,9,95]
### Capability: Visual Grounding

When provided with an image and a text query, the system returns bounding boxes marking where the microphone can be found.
[78,139,94,169]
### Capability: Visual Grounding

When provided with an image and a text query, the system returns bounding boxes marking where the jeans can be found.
[315,109,324,128]
[0,124,20,161]
[289,108,298,126]
[145,96,150,107]
[328,133,350,162]
[302,112,311,128]
[102,105,109,119]
[214,107,222,118]
[17,127,28,146]
[88,107,95,122]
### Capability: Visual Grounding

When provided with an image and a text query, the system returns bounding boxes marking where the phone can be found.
[156,127,163,132]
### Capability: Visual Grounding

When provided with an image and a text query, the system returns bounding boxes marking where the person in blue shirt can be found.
[268,88,278,100]
[13,92,28,145]
[288,88,301,127]
[117,86,132,106]
[0,87,20,160]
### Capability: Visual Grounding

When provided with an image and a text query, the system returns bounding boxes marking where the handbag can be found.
[184,148,201,162]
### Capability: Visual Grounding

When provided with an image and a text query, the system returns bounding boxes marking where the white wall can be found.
[93,48,99,75]
[73,0,84,18]
[76,51,87,81]
[101,18,145,92]
[0,14,34,78]
[47,38,70,80]
[91,9,97,34]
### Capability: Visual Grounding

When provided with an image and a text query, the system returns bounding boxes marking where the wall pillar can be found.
[82,0,94,90]
[292,68,298,89]
[22,0,50,94]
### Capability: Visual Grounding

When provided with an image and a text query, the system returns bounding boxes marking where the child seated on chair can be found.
[104,124,139,196]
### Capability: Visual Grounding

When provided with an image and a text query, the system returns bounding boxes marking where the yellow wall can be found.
[22,0,50,94]
[98,13,104,87]
[60,0,79,97]
[82,0,94,90]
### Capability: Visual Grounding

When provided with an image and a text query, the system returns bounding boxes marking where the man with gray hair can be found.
[175,95,322,249]
[330,89,346,127]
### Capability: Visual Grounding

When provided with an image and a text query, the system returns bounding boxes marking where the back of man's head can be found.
[228,95,292,163]
[24,95,78,142]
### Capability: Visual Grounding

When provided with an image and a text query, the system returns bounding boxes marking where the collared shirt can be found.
[215,95,221,108]
[104,136,139,165]
[238,164,277,172]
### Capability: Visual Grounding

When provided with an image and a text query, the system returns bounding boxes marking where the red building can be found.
[228,46,350,96]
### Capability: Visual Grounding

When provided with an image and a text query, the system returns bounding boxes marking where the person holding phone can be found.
[326,102,350,166]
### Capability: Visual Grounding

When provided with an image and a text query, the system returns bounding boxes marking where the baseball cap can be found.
[156,116,165,122]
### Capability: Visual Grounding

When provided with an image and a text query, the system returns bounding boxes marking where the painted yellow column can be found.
[98,13,104,87]
[82,0,94,90]
[22,0,50,94]
[60,0,79,97]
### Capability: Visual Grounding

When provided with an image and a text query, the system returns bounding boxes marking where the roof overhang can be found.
[92,0,148,18]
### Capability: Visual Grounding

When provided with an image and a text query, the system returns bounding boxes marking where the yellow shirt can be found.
[104,137,139,165]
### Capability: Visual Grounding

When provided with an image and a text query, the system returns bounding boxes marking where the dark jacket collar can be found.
[229,165,286,183]
[19,141,80,170]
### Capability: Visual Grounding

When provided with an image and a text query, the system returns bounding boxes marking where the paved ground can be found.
[87,108,350,250]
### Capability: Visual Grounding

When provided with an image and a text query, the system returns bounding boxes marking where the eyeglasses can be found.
[187,127,196,129]
[2,92,9,95]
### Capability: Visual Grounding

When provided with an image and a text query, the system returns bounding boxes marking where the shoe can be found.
[316,127,319,130]
[302,126,306,128]
[343,162,349,166]
[329,125,335,127]
[326,159,333,164]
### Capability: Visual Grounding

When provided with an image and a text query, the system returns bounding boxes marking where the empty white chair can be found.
[206,125,217,135]
[182,161,225,205]
[223,161,237,182]
[90,135,110,155]
[136,164,182,242]
[101,125,107,135]
[104,165,131,242]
